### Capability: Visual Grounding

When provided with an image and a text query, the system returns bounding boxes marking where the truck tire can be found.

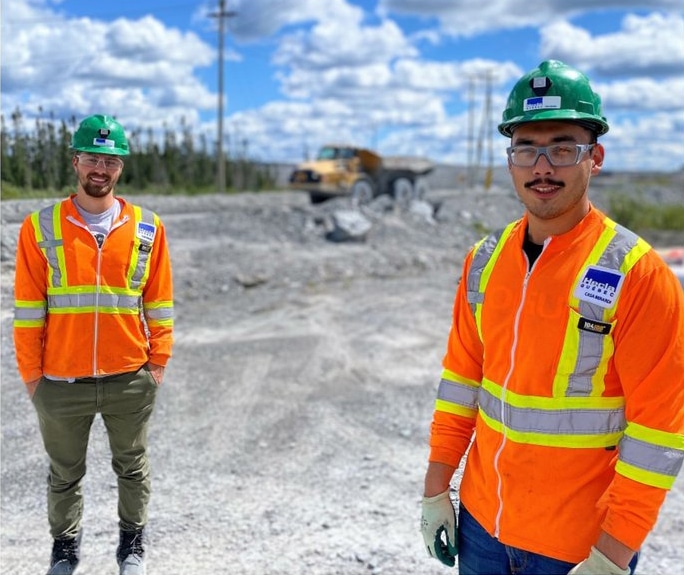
[414,176,430,199]
[392,178,414,204]
[309,192,329,204]
[351,178,374,206]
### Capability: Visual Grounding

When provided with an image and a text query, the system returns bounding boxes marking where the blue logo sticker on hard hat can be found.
[574,266,625,309]
[523,96,561,112]
[136,222,156,244]
[93,137,115,148]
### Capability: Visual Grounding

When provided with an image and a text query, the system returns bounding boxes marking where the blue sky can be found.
[2,0,683,172]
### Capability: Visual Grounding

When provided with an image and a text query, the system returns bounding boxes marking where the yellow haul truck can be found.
[289,144,434,204]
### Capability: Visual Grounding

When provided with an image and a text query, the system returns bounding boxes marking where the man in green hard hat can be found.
[14,114,174,575]
[419,60,684,574]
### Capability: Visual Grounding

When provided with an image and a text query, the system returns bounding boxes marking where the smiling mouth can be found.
[525,179,564,194]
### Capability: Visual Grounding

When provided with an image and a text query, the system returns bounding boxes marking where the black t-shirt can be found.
[523,234,544,268]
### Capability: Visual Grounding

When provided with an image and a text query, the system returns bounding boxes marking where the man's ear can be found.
[591,143,605,175]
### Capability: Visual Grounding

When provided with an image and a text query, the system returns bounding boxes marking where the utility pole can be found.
[209,0,237,193]
[466,77,474,188]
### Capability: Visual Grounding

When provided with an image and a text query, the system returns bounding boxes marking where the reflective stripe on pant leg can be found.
[99,367,159,530]
[31,378,97,538]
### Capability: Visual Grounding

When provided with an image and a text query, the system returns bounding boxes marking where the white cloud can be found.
[2,0,682,171]
[1,1,216,126]
[379,0,683,37]
[598,77,684,112]
[273,16,416,70]
[540,13,684,77]
[603,111,684,171]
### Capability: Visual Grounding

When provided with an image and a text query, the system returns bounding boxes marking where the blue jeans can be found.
[458,504,639,575]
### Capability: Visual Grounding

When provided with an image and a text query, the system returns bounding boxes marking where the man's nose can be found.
[533,151,554,173]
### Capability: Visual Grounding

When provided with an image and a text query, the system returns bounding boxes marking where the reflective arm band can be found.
[616,422,684,489]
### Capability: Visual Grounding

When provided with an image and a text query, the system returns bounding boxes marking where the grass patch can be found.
[607,194,684,232]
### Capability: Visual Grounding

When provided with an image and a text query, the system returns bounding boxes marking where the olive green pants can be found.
[31,366,159,539]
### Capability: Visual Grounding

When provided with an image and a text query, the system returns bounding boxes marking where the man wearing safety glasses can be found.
[13,114,174,575]
[420,61,684,575]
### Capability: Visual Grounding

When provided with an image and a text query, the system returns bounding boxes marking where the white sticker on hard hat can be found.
[523,96,561,111]
[532,77,548,88]
[136,222,156,244]
[93,137,116,148]
[574,266,625,309]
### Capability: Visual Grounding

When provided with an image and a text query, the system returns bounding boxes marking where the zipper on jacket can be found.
[66,215,128,376]
[492,238,549,538]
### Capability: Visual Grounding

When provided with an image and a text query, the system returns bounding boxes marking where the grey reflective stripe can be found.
[47,293,141,311]
[479,386,626,436]
[437,378,479,411]
[130,208,156,290]
[619,435,684,478]
[567,224,639,395]
[37,239,63,248]
[467,228,507,313]
[37,205,64,288]
[145,307,174,320]
[14,307,46,320]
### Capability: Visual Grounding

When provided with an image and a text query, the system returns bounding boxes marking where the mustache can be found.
[525,178,564,189]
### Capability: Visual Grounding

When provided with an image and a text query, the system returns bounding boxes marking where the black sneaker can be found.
[117,528,146,575]
[47,530,82,575]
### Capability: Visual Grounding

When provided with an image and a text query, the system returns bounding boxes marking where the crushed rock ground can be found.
[1,180,683,575]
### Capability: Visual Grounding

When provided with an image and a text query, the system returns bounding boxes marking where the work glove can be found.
[568,547,630,575]
[420,489,458,567]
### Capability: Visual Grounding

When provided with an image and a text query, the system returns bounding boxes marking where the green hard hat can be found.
[498,60,609,137]
[71,114,130,156]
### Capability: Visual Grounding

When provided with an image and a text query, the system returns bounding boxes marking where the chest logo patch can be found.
[574,265,624,309]
[136,222,156,244]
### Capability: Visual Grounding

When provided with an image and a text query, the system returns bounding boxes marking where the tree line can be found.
[1,109,277,195]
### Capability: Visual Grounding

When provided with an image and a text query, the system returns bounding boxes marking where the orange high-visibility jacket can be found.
[14,196,174,382]
[429,206,684,563]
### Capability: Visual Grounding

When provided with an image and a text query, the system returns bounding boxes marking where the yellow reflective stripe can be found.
[441,368,480,388]
[14,319,45,327]
[554,312,581,397]
[554,226,616,397]
[479,407,624,448]
[479,378,625,447]
[50,204,67,288]
[14,300,46,327]
[482,378,624,410]
[621,237,652,273]
[435,398,477,418]
[626,421,684,450]
[15,299,45,309]
[30,210,43,241]
[126,206,143,286]
[615,460,675,490]
[47,307,140,315]
[473,222,516,340]
[436,372,480,417]
[32,205,68,288]
[47,285,140,296]
[127,207,156,290]
[147,318,174,327]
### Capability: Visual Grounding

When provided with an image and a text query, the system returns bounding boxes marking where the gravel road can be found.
[2,181,682,574]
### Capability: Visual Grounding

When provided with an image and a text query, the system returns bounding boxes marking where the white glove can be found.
[420,489,458,567]
[568,547,631,575]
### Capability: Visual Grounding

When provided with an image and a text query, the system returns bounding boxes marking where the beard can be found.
[79,172,116,198]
